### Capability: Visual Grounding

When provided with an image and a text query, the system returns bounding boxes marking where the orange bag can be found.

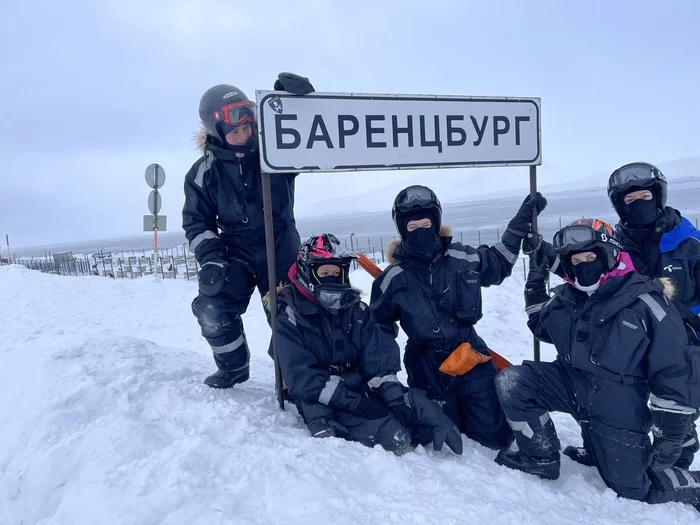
[439,342,492,376]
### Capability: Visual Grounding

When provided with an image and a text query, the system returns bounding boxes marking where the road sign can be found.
[143,215,167,232]
[145,163,166,189]
[256,91,541,173]
[148,190,162,214]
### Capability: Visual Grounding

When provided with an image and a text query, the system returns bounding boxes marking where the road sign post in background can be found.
[256,90,543,409]
[144,163,167,277]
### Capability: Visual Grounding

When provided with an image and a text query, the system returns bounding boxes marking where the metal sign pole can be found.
[262,171,285,410]
[529,165,541,362]
[153,165,160,277]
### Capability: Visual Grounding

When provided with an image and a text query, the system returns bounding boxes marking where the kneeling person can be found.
[495,218,700,510]
[273,234,463,456]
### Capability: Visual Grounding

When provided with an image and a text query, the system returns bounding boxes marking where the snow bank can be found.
[0,264,697,524]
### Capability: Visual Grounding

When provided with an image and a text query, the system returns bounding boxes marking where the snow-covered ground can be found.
[1,264,698,524]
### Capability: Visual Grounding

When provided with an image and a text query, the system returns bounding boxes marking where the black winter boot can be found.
[204,367,249,389]
[646,467,700,510]
[495,413,561,480]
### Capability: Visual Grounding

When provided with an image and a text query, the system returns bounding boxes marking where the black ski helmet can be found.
[552,218,623,280]
[607,162,667,222]
[198,84,256,144]
[392,185,442,238]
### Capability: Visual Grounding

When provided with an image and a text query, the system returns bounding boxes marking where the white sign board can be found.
[256,91,541,173]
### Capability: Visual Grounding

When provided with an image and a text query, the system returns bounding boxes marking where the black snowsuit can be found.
[275,285,410,453]
[615,209,700,468]
[496,271,700,503]
[182,134,300,374]
[370,230,517,449]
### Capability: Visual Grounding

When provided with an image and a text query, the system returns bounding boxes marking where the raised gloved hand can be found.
[197,261,227,296]
[354,397,391,420]
[406,388,463,455]
[647,405,695,471]
[523,234,559,269]
[507,193,548,238]
[274,72,315,95]
[524,262,550,310]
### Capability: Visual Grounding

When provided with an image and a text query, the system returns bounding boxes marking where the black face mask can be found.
[405,228,439,256]
[312,267,345,286]
[623,197,658,226]
[572,257,608,288]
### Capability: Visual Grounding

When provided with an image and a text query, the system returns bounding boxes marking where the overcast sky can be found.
[2,0,699,248]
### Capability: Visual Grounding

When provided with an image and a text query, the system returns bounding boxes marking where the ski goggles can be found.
[552,224,621,254]
[394,186,439,212]
[608,163,664,191]
[214,100,257,127]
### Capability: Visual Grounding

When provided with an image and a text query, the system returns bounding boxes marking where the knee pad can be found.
[377,418,411,456]
[494,366,524,405]
[192,296,240,339]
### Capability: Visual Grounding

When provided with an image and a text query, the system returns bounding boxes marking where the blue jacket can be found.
[616,208,700,330]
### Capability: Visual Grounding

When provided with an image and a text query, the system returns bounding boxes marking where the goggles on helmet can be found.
[394,186,438,213]
[552,223,622,255]
[608,163,664,193]
[214,100,257,128]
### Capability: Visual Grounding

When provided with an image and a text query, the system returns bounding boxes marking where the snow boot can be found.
[563,445,596,467]
[495,413,561,480]
[204,367,249,389]
[646,467,700,510]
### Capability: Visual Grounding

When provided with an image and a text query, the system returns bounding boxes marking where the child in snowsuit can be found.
[370,185,546,450]
[495,218,700,511]
[274,233,463,456]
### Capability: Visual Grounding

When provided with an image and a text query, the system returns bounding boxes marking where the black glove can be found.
[647,405,695,471]
[274,72,315,95]
[307,418,348,439]
[407,388,463,455]
[390,403,418,428]
[507,193,548,237]
[523,235,559,269]
[524,262,550,310]
[354,398,391,420]
[197,261,227,296]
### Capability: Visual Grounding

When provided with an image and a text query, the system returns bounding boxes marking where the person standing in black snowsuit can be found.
[540,162,700,469]
[495,218,700,511]
[370,185,547,450]
[182,74,314,388]
[273,233,463,456]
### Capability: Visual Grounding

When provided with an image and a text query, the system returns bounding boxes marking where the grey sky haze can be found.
[2,0,699,248]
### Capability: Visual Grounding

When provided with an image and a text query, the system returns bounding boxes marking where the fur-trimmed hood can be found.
[659,277,676,301]
[262,283,289,313]
[195,127,209,152]
[386,224,453,264]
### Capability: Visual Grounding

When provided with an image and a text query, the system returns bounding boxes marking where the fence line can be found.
[7,216,699,281]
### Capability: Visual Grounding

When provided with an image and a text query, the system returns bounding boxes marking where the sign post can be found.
[144,163,167,277]
[257,90,543,408]
[5,234,11,264]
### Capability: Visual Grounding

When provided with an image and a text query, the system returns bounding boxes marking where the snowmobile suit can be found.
[275,284,411,454]
[370,226,515,449]
[610,207,700,469]
[183,134,300,380]
[496,270,700,504]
